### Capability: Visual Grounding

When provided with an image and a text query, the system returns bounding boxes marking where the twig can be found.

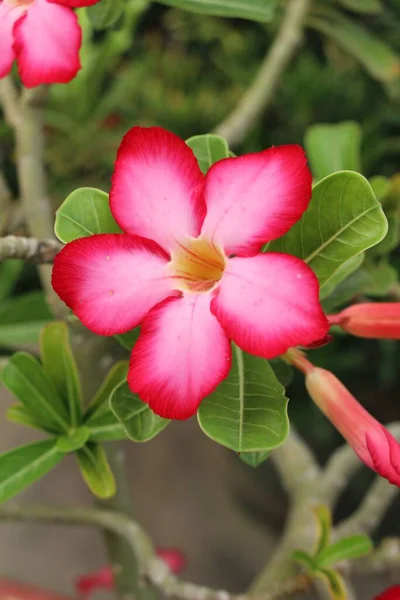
[214,0,311,146]
[0,235,62,264]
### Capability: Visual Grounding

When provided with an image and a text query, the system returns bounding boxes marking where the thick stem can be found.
[214,0,312,147]
[0,235,62,263]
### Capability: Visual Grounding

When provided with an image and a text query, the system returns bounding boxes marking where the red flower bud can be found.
[156,548,186,574]
[328,303,400,339]
[375,585,400,600]
[305,366,400,486]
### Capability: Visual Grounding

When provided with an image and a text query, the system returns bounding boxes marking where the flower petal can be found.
[50,0,100,6]
[52,234,176,335]
[110,127,205,253]
[0,2,22,79]
[14,0,82,88]
[128,294,232,420]
[211,253,328,358]
[201,146,312,257]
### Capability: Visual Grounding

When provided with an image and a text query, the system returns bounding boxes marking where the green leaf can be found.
[291,549,317,571]
[86,413,127,442]
[40,322,83,426]
[240,450,271,468]
[316,535,373,568]
[7,405,47,432]
[110,382,170,442]
[315,568,347,600]
[370,214,399,256]
[56,427,90,453]
[307,10,400,82]
[319,253,365,301]
[335,0,383,15]
[76,443,116,499]
[0,292,52,347]
[186,134,229,173]
[85,361,129,419]
[114,328,140,351]
[268,358,293,388]
[87,0,124,29]
[198,346,289,452]
[369,176,391,202]
[54,187,121,243]
[1,352,69,434]
[314,505,332,554]
[304,122,362,181]
[268,171,388,289]
[154,0,276,22]
[0,439,63,504]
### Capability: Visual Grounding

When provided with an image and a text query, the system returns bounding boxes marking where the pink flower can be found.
[0,0,100,88]
[52,126,328,419]
[329,303,400,339]
[305,365,400,486]
[375,586,400,600]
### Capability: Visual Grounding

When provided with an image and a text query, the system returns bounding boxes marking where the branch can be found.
[0,504,311,600]
[0,235,62,264]
[213,0,311,147]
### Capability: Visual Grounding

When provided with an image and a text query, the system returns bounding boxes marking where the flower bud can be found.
[328,303,400,339]
[375,586,400,600]
[305,366,400,486]
[156,548,186,574]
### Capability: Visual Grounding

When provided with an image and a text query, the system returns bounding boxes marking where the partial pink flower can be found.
[375,586,400,600]
[0,0,100,88]
[52,126,328,419]
[329,303,400,339]
[76,551,186,599]
[305,365,400,486]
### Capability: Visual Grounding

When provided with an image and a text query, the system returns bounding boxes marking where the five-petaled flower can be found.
[0,0,100,88]
[304,363,400,487]
[52,126,328,419]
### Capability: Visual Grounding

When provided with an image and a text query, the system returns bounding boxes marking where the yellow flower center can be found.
[169,237,226,293]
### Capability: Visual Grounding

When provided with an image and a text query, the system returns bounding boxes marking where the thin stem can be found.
[214,0,312,147]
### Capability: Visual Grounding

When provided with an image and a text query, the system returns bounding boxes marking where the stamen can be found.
[169,236,226,294]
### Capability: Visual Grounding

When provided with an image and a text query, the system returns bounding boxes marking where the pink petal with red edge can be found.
[128,294,232,420]
[49,0,100,6]
[211,253,328,358]
[201,146,312,257]
[52,234,177,336]
[0,2,23,79]
[110,127,205,254]
[14,0,82,87]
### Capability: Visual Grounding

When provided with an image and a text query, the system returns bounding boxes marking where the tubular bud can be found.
[328,303,400,339]
[305,366,400,486]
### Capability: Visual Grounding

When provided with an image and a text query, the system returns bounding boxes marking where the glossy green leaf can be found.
[240,450,271,468]
[86,413,127,442]
[114,328,140,351]
[0,439,63,503]
[87,0,124,29]
[268,171,388,289]
[370,214,399,256]
[1,352,69,434]
[316,535,373,568]
[198,346,289,452]
[76,443,116,498]
[268,358,293,388]
[56,427,90,453]
[305,122,362,181]
[0,292,52,347]
[40,322,83,426]
[55,187,121,243]
[86,361,129,419]
[110,382,170,442]
[335,0,383,14]
[314,505,332,554]
[154,0,276,22]
[315,569,347,600]
[319,253,364,301]
[308,10,400,82]
[7,405,47,432]
[186,134,229,173]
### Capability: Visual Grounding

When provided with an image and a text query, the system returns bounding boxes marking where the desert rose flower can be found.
[305,364,400,486]
[375,586,400,600]
[0,0,100,88]
[52,126,328,419]
[329,303,400,339]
